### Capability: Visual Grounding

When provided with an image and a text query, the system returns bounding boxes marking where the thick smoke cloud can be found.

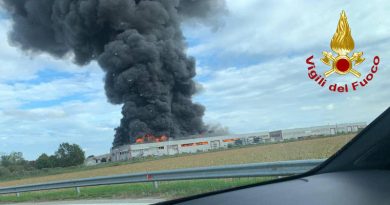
[2,0,226,147]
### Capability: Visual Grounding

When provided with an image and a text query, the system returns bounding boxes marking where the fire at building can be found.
[135,134,169,144]
[102,122,366,164]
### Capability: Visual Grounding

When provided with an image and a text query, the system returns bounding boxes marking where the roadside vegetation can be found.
[0,134,355,188]
[0,134,356,203]
[0,143,85,182]
[0,177,272,203]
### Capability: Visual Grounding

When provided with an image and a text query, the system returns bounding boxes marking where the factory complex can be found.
[86,122,366,165]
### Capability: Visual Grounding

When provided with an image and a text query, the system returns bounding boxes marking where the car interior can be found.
[158,107,390,205]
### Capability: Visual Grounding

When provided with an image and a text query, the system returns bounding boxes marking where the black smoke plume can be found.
[2,0,226,147]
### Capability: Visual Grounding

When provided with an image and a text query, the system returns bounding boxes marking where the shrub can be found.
[55,143,85,167]
[0,167,11,177]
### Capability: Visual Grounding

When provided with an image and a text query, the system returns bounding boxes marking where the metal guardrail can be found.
[0,159,325,195]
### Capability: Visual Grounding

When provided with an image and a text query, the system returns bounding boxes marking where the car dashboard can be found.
[175,170,390,205]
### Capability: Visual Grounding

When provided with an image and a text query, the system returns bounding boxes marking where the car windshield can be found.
[0,1,388,204]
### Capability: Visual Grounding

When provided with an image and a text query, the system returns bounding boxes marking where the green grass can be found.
[0,133,356,184]
[0,134,355,188]
[0,134,356,203]
[0,177,272,203]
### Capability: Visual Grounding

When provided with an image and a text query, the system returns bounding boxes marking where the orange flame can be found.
[135,134,169,144]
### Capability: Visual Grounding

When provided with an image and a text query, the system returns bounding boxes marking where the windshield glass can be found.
[0,1,388,204]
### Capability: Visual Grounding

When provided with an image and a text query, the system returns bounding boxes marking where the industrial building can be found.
[84,154,111,166]
[110,131,270,162]
[270,122,366,141]
[107,122,366,163]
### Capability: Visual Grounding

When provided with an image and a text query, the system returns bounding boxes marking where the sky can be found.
[0,0,389,160]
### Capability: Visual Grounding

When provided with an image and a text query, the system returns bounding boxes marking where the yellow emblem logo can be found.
[321,11,365,78]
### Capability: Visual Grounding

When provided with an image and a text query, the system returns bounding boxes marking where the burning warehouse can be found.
[135,134,169,144]
[109,122,366,162]
[111,132,270,161]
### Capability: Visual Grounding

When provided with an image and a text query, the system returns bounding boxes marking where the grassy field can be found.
[0,134,354,187]
[0,177,272,203]
[0,134,355,203]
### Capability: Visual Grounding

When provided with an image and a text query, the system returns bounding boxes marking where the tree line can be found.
[0,143,85,178]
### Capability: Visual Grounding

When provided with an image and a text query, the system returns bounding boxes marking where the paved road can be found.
[2,198,165,205]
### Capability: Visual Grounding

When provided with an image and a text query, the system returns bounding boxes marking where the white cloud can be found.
[326,104,335,111]
[300,106,321,111]
[187,0,390,59]
[0,19,88,82]
[0,17,121,159]
[188,0,390,134]
[0,96,121,159]
[195,52,390,133]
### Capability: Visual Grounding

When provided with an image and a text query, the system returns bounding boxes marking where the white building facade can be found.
[108,122,366,162]
[110,131,270,162]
